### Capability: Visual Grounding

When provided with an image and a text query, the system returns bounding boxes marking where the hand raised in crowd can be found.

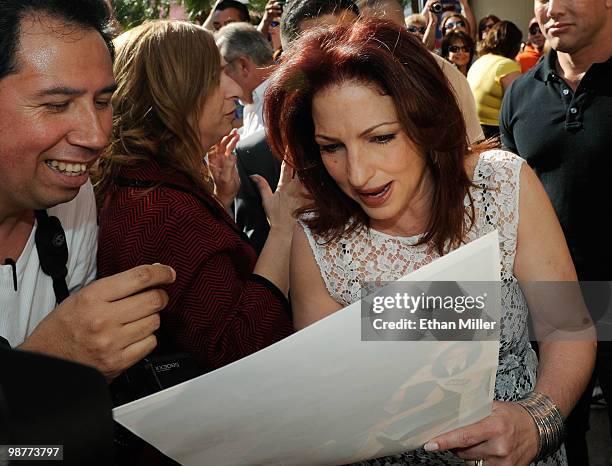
[251,160,310,234]
[258,0,284,35]
[419,0,440,51]
[262,0,283,24]
[208,129,241,212]
[422,0,440,26]
[424,400,539,466]
[251,161,310,297]
[19,264,176,381]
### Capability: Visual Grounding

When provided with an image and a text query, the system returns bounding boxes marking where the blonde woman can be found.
[96,21,302,400]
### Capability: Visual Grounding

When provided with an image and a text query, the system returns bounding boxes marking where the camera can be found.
[277,0,285,12]
[430,2,443,14]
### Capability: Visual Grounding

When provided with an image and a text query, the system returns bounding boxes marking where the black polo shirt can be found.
[500,50,612,280]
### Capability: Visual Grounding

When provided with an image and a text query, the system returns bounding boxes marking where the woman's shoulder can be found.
[493,55,521,74]
[102,179,231,246]
[471,54,516,72]
[474,149,524,178]
[464,148,522,181]
[477,148,523,163]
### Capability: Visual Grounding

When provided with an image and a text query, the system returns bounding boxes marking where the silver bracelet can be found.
[517,391,565,461]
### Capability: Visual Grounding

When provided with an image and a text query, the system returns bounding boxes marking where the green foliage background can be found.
[111,0,264,28]
[111,0,411,30]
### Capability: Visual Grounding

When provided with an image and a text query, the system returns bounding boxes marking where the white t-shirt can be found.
[431,52,485,144]
[0,181,98,347]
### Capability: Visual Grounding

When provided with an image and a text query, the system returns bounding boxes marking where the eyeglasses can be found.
[445,20,466,30]
[407,25,426,34]
[482,22,495,31]
[448,45,472,53]
[529,25,542,35]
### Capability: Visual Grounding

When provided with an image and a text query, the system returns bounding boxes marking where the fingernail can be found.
[424,442,439,451]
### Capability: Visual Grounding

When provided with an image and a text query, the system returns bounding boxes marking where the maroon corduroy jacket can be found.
[97,161,294,373]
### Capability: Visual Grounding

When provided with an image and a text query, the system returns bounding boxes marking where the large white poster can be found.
[114,231,501,465]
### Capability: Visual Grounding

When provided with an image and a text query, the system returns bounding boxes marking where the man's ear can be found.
[236,56,254,79]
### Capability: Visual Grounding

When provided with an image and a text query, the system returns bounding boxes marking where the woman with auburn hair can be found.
[265,19,594,466]
[96,20,301,401]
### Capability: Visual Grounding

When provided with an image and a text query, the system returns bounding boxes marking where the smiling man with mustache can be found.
[500,1,612,464]
[0,0,175,380]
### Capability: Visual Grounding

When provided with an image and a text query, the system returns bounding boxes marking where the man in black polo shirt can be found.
[500,1,611,464]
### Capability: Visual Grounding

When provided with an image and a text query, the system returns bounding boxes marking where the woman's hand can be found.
[250,161,309,234]
[424,401,540,465]
[208,129,240,212]
[252,161,310,296]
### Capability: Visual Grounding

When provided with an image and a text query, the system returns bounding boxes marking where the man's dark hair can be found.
[0,0,114,81]
[281,0,359,47]
[214,0,251,22]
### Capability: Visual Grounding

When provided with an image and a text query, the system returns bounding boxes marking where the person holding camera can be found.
[409,0,439,51]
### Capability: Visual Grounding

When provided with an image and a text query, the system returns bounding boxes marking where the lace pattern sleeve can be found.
[469,150,525,281]
[297,220,350,306]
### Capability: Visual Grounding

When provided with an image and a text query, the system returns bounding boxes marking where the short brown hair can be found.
[478,20,522,58]
[265,18,476,254]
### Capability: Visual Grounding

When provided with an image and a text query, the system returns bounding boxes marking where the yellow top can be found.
[467,54,521,126]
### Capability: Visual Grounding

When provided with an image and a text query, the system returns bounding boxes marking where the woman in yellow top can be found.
[467,20,522,139]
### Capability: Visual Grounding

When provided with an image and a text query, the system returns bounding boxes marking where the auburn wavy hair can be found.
[264,18,480,254]
[94,20,220,202]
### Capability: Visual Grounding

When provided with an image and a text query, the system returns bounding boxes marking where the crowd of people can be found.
[0,0,610,465]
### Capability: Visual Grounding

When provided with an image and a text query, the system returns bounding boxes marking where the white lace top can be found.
[302,150,536,402]
[300,150,565,465]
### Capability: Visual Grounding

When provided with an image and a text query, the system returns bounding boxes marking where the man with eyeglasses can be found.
[501,1,612,464]
[516,17,546,73]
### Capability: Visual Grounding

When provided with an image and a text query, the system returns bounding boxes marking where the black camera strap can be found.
[34,209,69,304]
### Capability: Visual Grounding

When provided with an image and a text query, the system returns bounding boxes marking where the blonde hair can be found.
[95,20,220,200]
[405,13,426,27]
